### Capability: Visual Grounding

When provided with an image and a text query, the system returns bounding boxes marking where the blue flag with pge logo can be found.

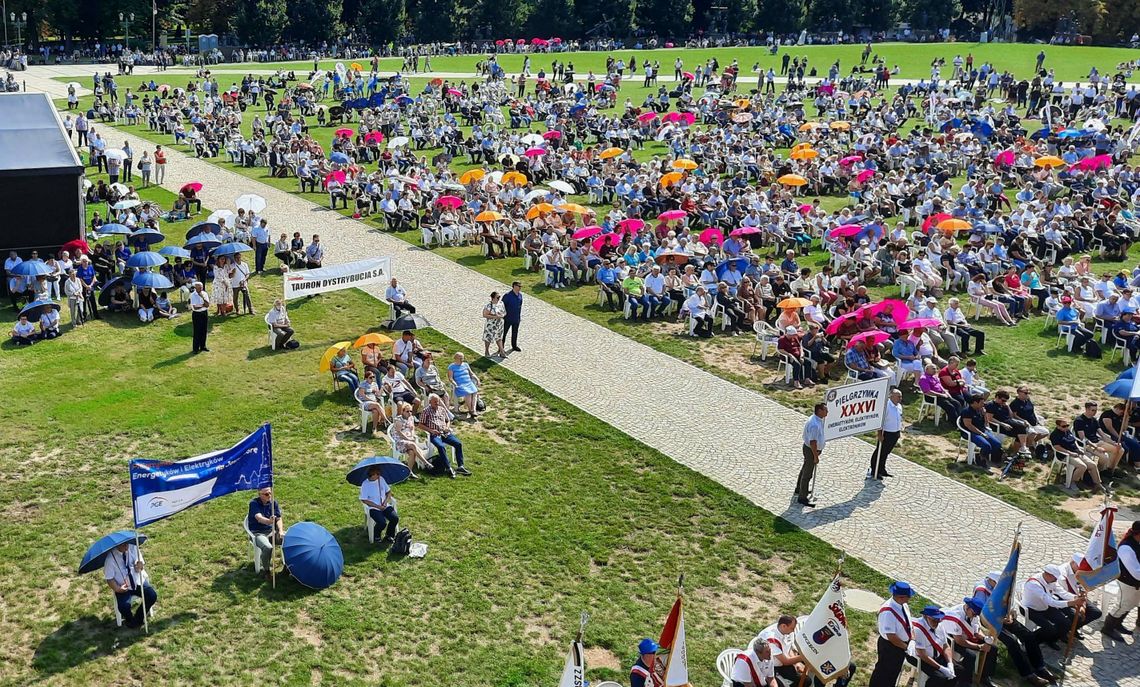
[129,425,273,527]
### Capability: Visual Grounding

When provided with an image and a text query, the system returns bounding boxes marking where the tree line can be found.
[7,0,1139,48]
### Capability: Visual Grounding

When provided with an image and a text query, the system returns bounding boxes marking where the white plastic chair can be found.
[1056,322,1075,351]
[264,312,278,350]
[360,406,377,434]
[752,321,779,359]
[917,394,942,427]
[777,351,795,385]
[955,416,978,466]
[716,648,740,687]
[242,518,263,574]
[112,569,155,627]
[365,509,379,543]
[1049,445,1080,489]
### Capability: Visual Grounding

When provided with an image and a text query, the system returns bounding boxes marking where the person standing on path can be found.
[1102,521,1140,639]
[153,145,166,185]
[189,281,210,353]
[122,141,133,182]
[797,402,827,507]
[251,218,270,274]
[869,388,904,480]
[502,281,523,352]
[868,581,913,687]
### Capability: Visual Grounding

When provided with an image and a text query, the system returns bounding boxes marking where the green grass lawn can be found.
[0,201,898,685]
[197,42,1140,83]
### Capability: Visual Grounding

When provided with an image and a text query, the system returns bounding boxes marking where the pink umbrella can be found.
[797,203,813,214]
[542,130,562,140]
[592,233,622,251]
[856,169,876,183]
[730,226,762,237]
[898,318,942,330]
[638,111,659,124]
[435,195,463,208]
[677,112,696,126]
[363,131,384,144]
[922,212,952,233]
[334,128,354,138]
[324,170,346,185]
[661,111,681,124]
[616,218,646,233]
[862,299,909,324]
[572,226,602,240]
[524,147,546,157]
[495,39,505,46]
[994,150,1015,167]
[516,39,525,45]
[532,38,550,46]
[847,330,890,349]
[839,155,863,166]
[681,71,695,80]
[181,182,203,193]
[1072,154,1112,171]
[447,88,463,97]
[825,310,863,335]
[828,224,863,239]
[699,227,724,245]
[657,210,686,221]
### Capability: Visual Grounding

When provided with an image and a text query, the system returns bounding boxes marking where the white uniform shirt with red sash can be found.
[731,646,775,685]
[940,604,981,644]
[1021,574,1072,611]
[756,622,794,661]
[1061,563,1085,597]
[911,617,948,661]
[630,658,663,687]
[877,598,913,641]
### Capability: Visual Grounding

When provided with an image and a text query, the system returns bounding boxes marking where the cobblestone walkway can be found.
[21,66,1135,684]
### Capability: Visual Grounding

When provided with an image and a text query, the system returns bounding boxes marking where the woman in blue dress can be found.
[447,352,482,420]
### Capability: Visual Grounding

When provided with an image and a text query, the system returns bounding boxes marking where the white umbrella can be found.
[656,124,676,141]
[335,61,346,74]
[520,133,544,146]
[208,209,236,225]
[387,136,410,149]
[524,188,549,202]
[82,179,93,191]
[1084,118,1106,132]
[109,183,130,195]
[440,182,466,192]
[112,199,141,210]
[103,149,128,162]
[547,180,574,194]
[488,170,504,184]
[235,193,267,213]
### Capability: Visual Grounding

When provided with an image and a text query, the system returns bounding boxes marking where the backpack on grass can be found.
[391,528,412,556]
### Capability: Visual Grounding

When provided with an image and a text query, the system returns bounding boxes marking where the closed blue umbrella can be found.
[185,222,221,240]
[346,456,411,487]
[211,242,253,257]
[127,251,167,268]
[329,152,350,164]
[19,299,61,321]
[282,522,344,590]
[185,234,222,251]
[130,228,166,246]
[10,259,53,277]
[158,246,192,259]
[132,272,174,290]
[97,223,132,236]
[79,530,148,574]
[714,257,749,279]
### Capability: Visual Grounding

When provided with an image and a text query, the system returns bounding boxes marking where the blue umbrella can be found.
[158,246,192,259]
[126,251,167,268]
[186,222,221,239]
[1117,367,1136,381]
[132,272,174,290]
[282,522,344,590]
[10,259,53,277]
[130,228,166,246]
[19,299,61,321]
[1056,128,1085,139]
[395,95,413,105]
[79,530,148,574]
[346,456,411,487]
[185,234,222,251]
[329,152,350,164]
[1103,378,1140,400]
[211,242,253,257]
[714,257,749,279]
[97,223,132,236]
[1030,127,1052,140]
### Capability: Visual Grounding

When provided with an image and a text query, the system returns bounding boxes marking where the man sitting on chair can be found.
[247,487,283,578]
[385,277,416,318]
[266,299,296,349]
[730,637,777,687]
[359,465,399,545]
[104,540,158,628]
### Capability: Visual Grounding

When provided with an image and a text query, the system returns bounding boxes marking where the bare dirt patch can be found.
[291,610,324,648]
[584,645,622,670]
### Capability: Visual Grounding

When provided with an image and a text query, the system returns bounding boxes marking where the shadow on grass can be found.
[331,525,394,568]
[209,563,322,602]
[302,389,347,410]
[32,611,198,676]
[152,351,194,368]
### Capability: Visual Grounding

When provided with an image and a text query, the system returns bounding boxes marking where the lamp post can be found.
[10,11,26,47]
[119,12,134,51]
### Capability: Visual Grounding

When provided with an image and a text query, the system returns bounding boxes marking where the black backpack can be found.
[391,528,412,555]
[1084,340,1103,359]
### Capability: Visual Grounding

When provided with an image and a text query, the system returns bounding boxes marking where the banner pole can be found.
[657,575,683,687]
[795,669,809,687]
[135,529,149,634]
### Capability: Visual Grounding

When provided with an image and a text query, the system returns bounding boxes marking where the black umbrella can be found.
[386,313,432,331]
[97,275,130,307]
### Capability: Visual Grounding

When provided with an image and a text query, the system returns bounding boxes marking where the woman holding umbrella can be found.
[211,255,234,316]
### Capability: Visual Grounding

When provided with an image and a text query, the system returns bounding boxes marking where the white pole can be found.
[134,529,149,634]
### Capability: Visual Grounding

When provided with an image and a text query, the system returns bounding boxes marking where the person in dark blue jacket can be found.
[502,281,523,352]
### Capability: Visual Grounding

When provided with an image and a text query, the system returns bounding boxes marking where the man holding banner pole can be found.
[797,403,827,508]
[248,486,284,580]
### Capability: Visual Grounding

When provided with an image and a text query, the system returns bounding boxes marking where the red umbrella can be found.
[861,299,910,324]
[447,88,463,97]
[542,130,562,140]
[699,227,724,245]
[847,330,890,349]
[363,131,384,144]
[334,128,353,138]
[324,170,346,185]
[729,226,762,237]
[515,39,526,45]
[825,310,864,335]
[591,233,622,251]
[921,212,952,234]
[616,218,645,234]
[62,239,90,256]
[828,224,862,239]
[572,226,602,240]
[657,210,686,221]
[495,39,505,46]
[638,111,658,123]
[180,182,202,194]
[681,71,695,80]
[435,195,463,208]
[551,37,562,43]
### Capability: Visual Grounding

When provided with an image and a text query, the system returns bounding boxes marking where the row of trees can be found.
[4,0,1139,47]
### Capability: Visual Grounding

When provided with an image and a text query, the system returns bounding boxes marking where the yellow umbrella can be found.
[777,174,808,187]
[353,332,394,348]
[1034,155,1064,168]
[319,342,353,372]
[790,148,818,161]
[475,210,505,222]
[734,98,751,109]
[798,122,821,132]
[777,297,812,309]
[829,120,851,130]
[350,62,364,71]
[560,203,589,215]
[671,158,698,170]
[459,169,486,184]
[937,218,972,232]
[599,147,625,160]
[659,171,685,187]
[502,171,528,186]
[525,203,555,219]
[791,142,814,153]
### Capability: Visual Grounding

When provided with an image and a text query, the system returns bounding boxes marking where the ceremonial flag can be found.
[1077,506,1120,589]
[793,574,852,683]
[557,638,585,687]
[657,595,692,687]
[129,425,273,527]
[980,528,1020,636]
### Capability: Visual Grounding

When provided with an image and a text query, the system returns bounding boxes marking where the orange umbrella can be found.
[734,98,751,109]
[1034,155,1064,168]
[791,142,814,153]
[502,171,528,185]
[350,62,364,71]
[599,147,625,160]
[671,158,698,170]
[777,297,812,309]
[937,218,972,232]
[798,122,821,132]
[475,210,505,222]
[525,203,554,219]
[777,174,808,187]
[790,148,818,161]
[459,169,486,184]
[353,332,394,348]
[829,120,851,130]
[659,171,684,187]
[560,203,589,215]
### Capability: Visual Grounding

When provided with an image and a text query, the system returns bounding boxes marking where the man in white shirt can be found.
[918,297,961,354]
[359,465,399,544]
[868,580,913,687]
[683,285,712,338]
[730,637,776,687]
[251,218,271,274]
[189,281,210,353]
[230,253,253,315]
[643,265,670,319]
[1103,521,1140,639]
[944,297,985,355]
[103,540,158,628]
[869,388,903,480]
[797,403,827,507]
[942,597,995,687]
[385,277,416,317]
[754,615,808,684]
[912,605,955,686]
[1020,564,1086,646]
[266,299,295,349]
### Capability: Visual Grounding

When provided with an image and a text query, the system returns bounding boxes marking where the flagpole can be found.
[266,424,278,589]
[658,574,683,687]
[135,529,149,634]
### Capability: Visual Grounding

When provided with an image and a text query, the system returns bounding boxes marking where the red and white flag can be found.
[793,574,853,683]
[1077,505,1120,589]
[657,596,692,687]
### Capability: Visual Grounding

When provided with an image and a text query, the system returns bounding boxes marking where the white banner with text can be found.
[823,377,890,441]
[283,256,391,300]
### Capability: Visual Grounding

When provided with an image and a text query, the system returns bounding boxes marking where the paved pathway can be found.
[18,66,1136,684]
